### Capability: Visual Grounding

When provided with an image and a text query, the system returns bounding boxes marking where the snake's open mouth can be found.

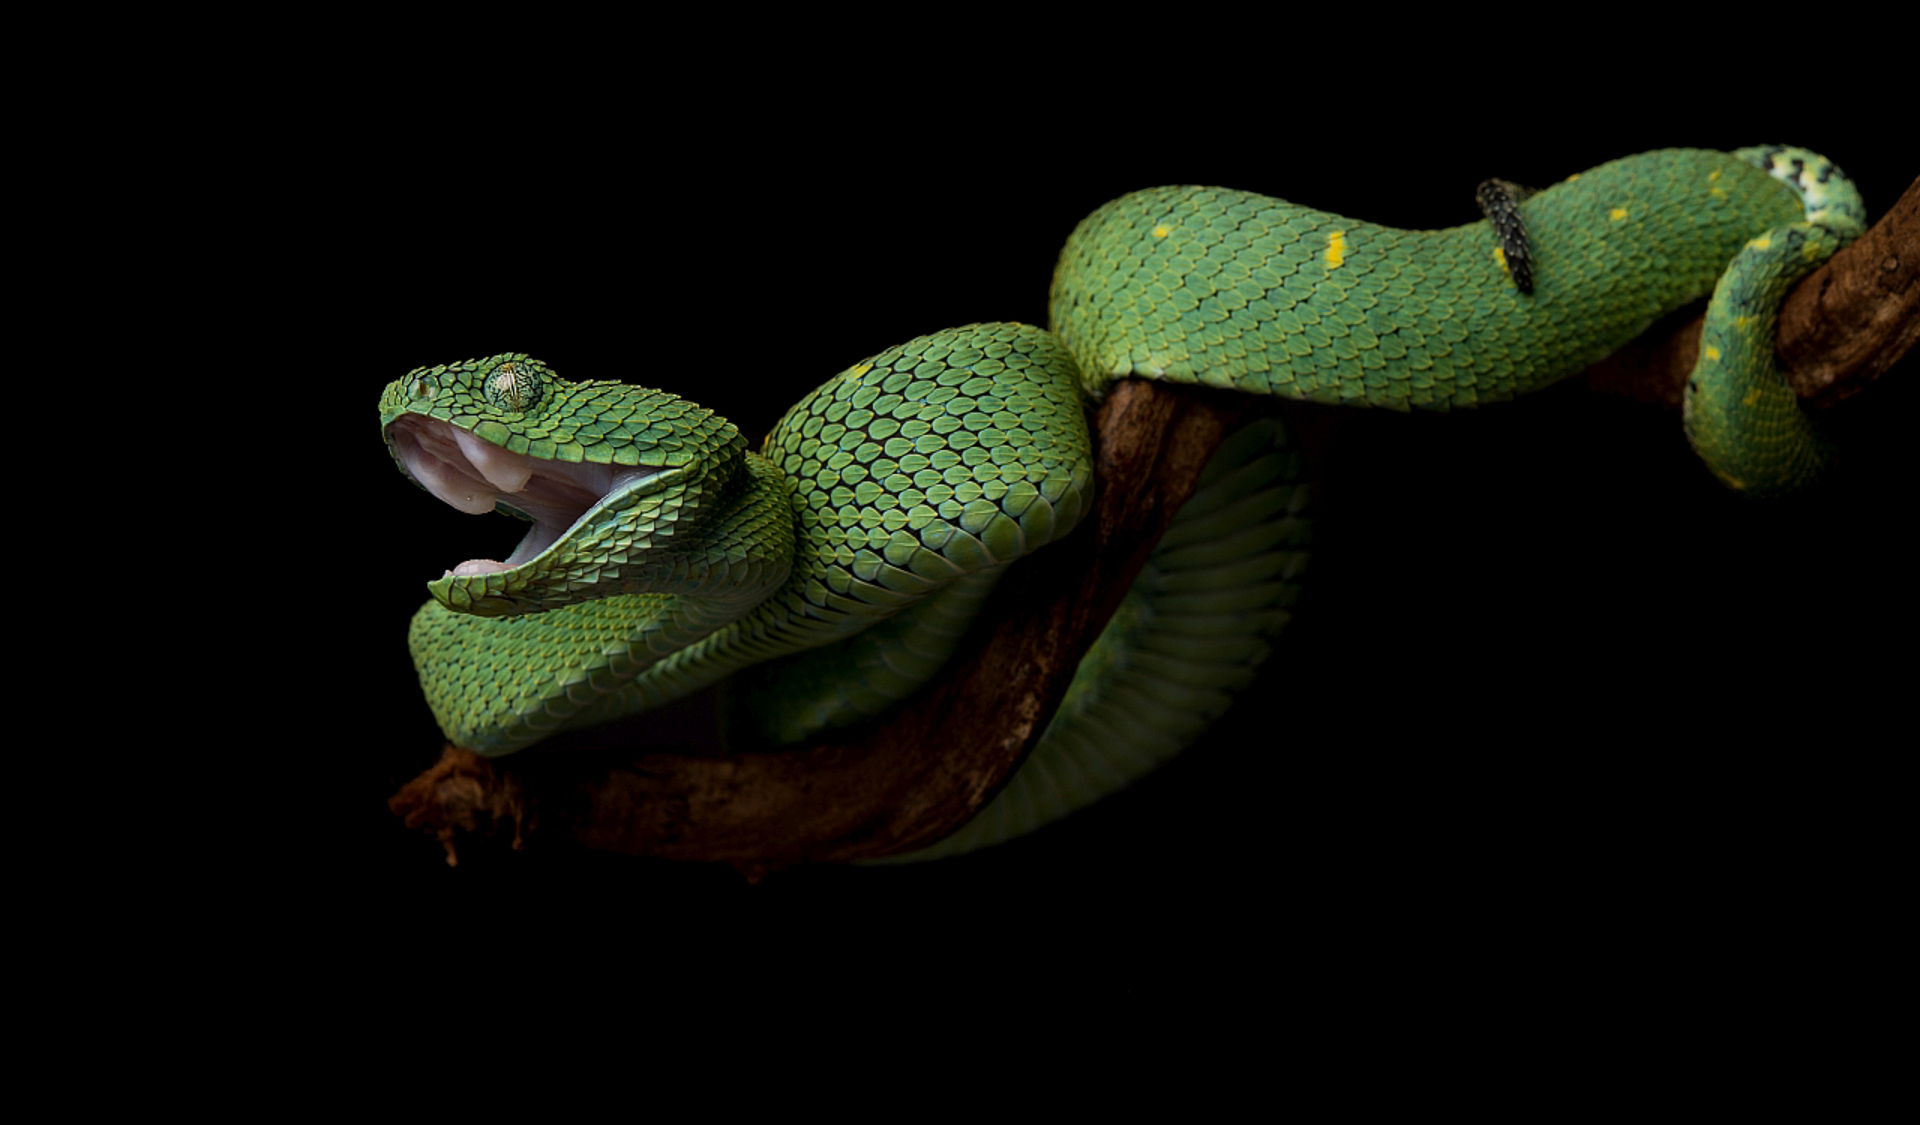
[385,415,661,577]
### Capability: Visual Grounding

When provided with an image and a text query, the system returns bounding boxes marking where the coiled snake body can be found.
[379,147,1861,860]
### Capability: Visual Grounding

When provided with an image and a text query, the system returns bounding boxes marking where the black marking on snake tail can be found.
[1476,178,1535,295]
[1756,144,1832,191]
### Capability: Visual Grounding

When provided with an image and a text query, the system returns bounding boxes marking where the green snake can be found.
[379,146,1863,861]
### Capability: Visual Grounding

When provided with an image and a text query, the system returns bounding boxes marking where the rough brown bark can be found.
[392,187,1915,874]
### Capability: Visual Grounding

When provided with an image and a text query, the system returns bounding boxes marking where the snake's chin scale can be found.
[385,413,662,578]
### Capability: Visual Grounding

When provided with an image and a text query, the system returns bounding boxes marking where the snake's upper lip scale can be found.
[384,414,663,576]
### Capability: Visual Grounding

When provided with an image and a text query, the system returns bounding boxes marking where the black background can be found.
[250,64,1907,938]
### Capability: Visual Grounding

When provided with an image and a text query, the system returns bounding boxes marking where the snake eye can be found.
[485,361,543,412]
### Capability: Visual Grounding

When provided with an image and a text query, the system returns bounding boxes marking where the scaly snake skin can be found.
[379,147,1862,860]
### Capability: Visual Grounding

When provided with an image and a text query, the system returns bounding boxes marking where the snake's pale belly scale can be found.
[379,147,1862,860]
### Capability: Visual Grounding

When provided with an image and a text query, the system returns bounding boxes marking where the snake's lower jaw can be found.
[423,577,525,617]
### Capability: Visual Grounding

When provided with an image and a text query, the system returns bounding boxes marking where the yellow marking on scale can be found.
[1493,245,1509,275]
[1325,229,1348,270]
[1152,224,1172,238]
[1750,235,1772,250]
[1704,345,1721,361]
[1609,207,1629,221]
[1734,315,1755,331]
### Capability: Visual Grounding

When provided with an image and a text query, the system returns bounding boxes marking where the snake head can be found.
[379,353,746,616]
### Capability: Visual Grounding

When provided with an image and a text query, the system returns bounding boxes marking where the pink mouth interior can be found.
[385,415,658,575]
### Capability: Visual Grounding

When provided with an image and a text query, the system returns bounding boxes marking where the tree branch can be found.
[392,185,1915,874]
